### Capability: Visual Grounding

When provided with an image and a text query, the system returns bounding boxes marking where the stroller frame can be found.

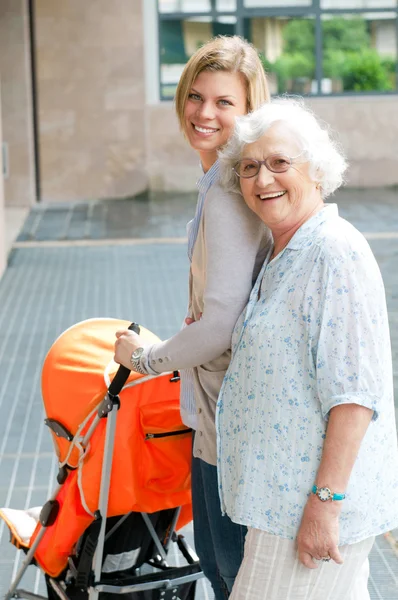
[4,324,202,600]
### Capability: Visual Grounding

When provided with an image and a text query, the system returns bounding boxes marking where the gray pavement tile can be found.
[337,188,398,233]
[14,187,398,244]
[16,193,199,242]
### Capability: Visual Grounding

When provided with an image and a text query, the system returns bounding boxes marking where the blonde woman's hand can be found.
[296,494,343,569]
[114,329,143,369]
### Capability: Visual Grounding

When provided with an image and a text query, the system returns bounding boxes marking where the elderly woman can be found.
[216,99,398,600]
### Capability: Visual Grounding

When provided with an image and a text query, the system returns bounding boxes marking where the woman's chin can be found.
[256,204,289,228]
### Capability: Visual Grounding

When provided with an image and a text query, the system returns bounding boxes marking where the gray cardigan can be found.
[141,183,271,465]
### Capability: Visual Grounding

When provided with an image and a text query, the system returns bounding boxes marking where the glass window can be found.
[322,13,397,93]
[158,0,398,98]
[158,0,211,14]
[321,1,397,9]
[159,17,236,99]
[247,16,316,95]
[244,0,312,7]
[216,0,237,11]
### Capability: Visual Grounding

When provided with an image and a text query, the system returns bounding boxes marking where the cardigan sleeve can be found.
[140,184,271,374]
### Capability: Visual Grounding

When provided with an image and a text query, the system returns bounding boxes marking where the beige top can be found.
[141,183,271,465]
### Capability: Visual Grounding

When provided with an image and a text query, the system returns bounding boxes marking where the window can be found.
[246,16,316,95]
[322,13,397,93]
[159,16,236,99]
[321,1,397,8]
[157,0,398,99]
[216,0,236,10]
[244,0,311,6]
[158,1,212,14]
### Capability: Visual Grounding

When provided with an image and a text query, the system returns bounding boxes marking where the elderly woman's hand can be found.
[114,329,143,370]
[297,494,343,569]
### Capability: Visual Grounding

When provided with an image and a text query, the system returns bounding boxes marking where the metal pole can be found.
[89,402,118,600]
[314,0,323,95]
[236,0,244,37]
[4,528,47,600]
[4,480,62,600]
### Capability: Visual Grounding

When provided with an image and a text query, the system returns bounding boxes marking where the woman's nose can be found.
[197,101,215,121]
[256,164,275,188]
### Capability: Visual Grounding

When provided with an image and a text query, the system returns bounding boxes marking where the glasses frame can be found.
[232,153,304,179]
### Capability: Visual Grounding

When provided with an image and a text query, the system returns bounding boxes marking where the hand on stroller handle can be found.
[108,322,140,397]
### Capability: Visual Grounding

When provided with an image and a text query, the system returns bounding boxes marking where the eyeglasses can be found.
[233,153,303,179]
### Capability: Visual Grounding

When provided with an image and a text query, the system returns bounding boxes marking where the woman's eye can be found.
[218,99,232,106]
[272,157,289,168]
[243,162,257,172]
[188,93,201,101]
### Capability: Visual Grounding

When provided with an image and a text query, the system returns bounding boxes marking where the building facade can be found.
[0,0,398,212]
[0,81,5,277]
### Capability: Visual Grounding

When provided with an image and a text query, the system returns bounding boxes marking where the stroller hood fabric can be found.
[22,318,192,576]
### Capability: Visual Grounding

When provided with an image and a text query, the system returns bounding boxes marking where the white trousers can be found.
[230,528,375,600]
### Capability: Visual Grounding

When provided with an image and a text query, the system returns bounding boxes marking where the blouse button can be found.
[197,449,202,456]
[197,408,202,414]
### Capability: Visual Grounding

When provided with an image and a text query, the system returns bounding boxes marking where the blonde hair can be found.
[175,35,270,136]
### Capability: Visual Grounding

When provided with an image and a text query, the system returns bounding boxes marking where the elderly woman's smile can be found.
[257,190,287,200]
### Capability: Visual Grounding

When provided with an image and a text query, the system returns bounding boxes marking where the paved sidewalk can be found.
[0,188,397,599]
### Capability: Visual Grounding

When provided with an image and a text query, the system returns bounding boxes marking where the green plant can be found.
[342,49,394,92]
[282,19,314,55]
[281,16,370,56]
[273,53,315,92]
[323,49,347,80]
[322,17,369,52]
[258,52,274,75]
[381,56,397,76]
[259,16,393,94]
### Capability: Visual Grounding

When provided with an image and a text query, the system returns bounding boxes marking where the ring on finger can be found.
[321,556,331,562]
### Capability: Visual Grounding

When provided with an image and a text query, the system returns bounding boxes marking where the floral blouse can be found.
[216,204,398,545]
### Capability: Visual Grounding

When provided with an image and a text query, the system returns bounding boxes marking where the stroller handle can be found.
[108,322,141,397]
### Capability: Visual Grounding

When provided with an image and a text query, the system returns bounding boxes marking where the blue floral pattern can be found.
[216,204,398,544]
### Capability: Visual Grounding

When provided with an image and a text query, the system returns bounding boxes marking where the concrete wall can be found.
[307,95,398,188]
[0,81,6,279]
[147,103,198,192]
[35,0,147,203]
[0,0,36,208]
[147,95,398,191]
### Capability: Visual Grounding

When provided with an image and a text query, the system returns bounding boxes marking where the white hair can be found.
[218,97,347,198]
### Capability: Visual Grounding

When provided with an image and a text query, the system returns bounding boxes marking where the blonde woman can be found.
[114,36,271,598]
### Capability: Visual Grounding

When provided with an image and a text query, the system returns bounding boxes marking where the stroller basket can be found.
[1,319,203,600]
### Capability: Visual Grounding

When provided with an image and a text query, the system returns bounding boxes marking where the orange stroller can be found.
[0,318,203,600]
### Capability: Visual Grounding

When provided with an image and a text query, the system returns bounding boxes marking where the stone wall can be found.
[148,95,398,191]
[0,0,36,208]
[147,103,198,192]
[35,0,147,202]
[308,95,398,188]
[0,81,6,278]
